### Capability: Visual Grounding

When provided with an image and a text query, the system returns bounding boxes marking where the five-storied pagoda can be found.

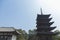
[36,9,56,40]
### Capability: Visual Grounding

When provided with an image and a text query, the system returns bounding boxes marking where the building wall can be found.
[12,35,17,40]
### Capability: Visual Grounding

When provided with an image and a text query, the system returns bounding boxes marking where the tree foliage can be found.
[16,29,60,40]
[53,30,60,40]
[17,29,28,40]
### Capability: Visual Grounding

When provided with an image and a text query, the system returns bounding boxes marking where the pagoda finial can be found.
[40,8,43,15]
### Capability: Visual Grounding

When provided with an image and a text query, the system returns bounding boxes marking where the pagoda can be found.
[36,9,56,40]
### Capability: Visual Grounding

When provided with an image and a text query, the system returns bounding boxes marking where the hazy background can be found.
[0,0,60,32]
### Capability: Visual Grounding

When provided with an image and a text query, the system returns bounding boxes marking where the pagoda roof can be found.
[37,14,51,16]
[37,22,54,26]
[37,18,52,21]
[49,22,54,25]
[37,21,54,24]
[37,26,56,29]
[36,27,56,31]
[37,32,56,35]
[37,18,52,22]
[37,14,51,19]
[0,27,21,35]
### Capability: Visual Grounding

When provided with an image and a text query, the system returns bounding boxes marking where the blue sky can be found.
[0,0,60,32]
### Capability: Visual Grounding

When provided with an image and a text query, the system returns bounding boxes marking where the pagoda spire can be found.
[40,8,43,15]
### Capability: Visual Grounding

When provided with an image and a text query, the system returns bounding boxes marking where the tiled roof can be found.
[0,27,15,32]
[0,27,21,35]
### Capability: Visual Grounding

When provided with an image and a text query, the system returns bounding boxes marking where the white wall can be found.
[12,35,17,40]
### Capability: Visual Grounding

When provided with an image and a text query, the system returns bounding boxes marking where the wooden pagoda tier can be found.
[36,14,56,40]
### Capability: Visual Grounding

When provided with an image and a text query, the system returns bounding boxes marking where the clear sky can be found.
[0,0,60,32]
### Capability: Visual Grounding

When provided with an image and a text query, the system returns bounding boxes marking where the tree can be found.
[28,29,38,40]
[17,29,28,40]
[52,30,60,40]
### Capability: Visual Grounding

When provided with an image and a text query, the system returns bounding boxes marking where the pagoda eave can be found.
[36,28,56,31]
[36,26,56,29]
[37,14,51,18]
[49,22,54,25]
[36,18,52,22]
[37,32,56,35]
